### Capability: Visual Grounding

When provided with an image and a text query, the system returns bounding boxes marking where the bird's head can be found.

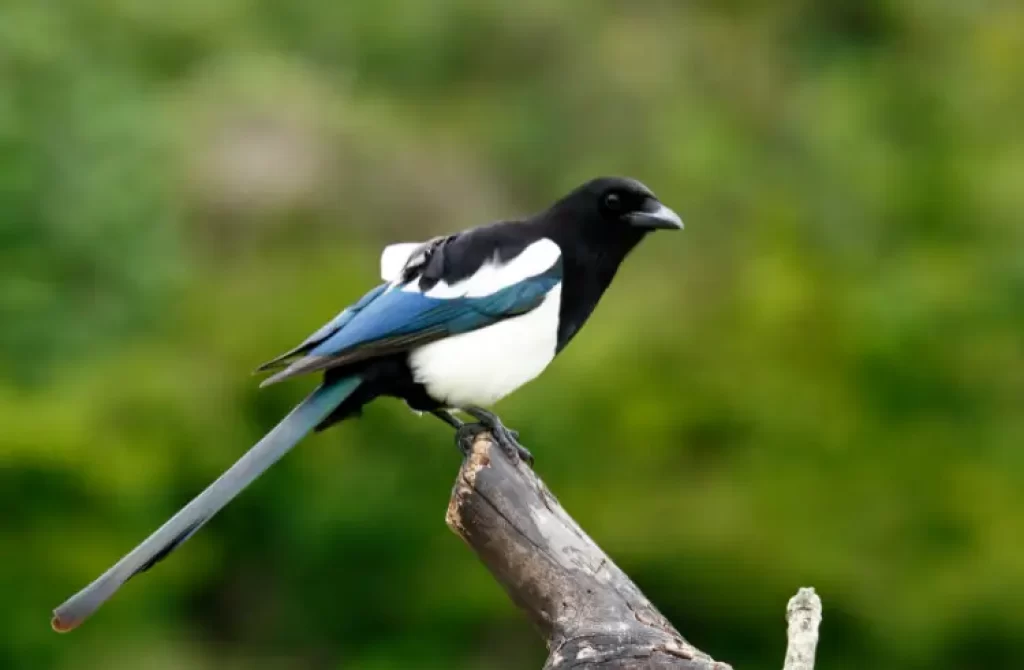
[543,177,683,249]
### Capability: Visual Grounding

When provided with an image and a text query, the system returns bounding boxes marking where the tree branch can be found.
[445,433,732,669]
[783,588,822,670]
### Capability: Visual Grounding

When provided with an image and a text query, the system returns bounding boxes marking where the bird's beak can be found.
[626,198,684,230]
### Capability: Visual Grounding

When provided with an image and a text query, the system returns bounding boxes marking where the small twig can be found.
[783,587,822,670]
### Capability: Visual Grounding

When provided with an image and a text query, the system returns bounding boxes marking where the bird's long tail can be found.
[51,376,363,633]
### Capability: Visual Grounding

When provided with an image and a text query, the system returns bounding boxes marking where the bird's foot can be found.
[460,407,533,467]
[454,422,484,456]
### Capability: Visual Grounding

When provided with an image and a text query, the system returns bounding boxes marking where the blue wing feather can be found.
[254,283,388,372]
[259,264,560,386]
[312,266,560,356]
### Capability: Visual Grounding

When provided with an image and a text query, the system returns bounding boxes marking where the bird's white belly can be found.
[409,284,561,408]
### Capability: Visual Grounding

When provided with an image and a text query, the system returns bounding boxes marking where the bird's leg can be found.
[431,409,464,430]
[432,409,500,458]
[431,410,478,457]
[460,406,533,466]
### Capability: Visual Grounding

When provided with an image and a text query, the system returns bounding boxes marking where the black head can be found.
[543,176,683,245]
[533,178,683,351]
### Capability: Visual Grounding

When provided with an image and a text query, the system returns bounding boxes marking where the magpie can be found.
[51,176,683,632]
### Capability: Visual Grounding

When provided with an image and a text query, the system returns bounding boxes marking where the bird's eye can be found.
[603,193,622,211]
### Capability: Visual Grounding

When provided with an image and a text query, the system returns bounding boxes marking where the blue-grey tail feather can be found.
[51,376,363,633]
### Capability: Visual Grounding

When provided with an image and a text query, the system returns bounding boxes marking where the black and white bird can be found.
[52,176,683,631]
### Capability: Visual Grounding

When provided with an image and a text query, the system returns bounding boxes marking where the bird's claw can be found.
[491,422,533,467]
[455,423,482,456]
[453,422,532,467]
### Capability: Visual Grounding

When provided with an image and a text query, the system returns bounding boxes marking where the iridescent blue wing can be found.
[258,238,562,386]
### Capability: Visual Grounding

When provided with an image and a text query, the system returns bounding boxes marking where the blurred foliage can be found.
[2,0,1023,668]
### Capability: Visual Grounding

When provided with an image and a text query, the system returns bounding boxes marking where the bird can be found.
[51,176,683,632]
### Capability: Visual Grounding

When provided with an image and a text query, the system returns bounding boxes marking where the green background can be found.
[2,1,1023,668]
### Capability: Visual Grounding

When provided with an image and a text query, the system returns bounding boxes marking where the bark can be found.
[783,588,822,670]
[445,433,732,669]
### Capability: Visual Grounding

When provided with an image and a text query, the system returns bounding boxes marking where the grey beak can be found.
[626,199,684,230]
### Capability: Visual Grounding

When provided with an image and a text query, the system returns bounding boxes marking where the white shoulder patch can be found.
[466,238,561,297]
[380,242,424,281]
[414,237,561,299]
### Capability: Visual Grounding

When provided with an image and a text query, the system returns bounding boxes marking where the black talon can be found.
[430,407,532,465]
[462,406,533,466]
[510,440,534,467]
[455,422,484,456]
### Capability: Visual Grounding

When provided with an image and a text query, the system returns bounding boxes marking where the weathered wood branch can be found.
[445,434,732,669]
[446,434,824,669]
[783,588,822,670]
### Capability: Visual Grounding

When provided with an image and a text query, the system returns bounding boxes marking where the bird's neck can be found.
[538,221,647,352]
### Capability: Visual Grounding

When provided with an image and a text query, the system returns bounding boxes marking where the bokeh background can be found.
[2,1,1023,668]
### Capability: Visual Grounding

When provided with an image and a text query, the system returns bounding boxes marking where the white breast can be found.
[408,283,562,408]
